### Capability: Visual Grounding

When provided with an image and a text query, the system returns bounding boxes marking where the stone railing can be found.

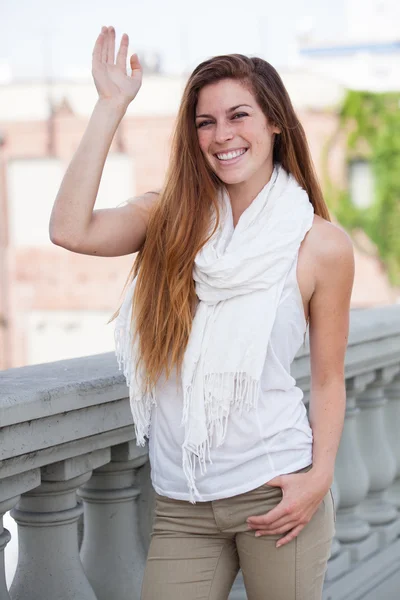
[1,305,400,600]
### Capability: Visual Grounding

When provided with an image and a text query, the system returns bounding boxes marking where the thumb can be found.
[130,53,142,74]
[264,476,282,488]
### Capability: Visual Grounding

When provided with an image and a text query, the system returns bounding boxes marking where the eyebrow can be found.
[195,104,253,119]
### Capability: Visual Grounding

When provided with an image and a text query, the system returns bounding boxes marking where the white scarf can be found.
[114,164,314,502]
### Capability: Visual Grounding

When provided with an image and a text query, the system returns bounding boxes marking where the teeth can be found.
[216,148,246,161]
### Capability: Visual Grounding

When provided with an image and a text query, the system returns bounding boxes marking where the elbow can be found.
[49,215,62,247]
[49,216,77,250]
[49,227,76,251]
[49,229,60,246]
[49,226,65,248]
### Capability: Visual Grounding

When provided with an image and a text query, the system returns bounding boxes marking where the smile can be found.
[215,148,248,163]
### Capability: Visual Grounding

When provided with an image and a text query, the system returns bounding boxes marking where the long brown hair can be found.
[119,54,330,392]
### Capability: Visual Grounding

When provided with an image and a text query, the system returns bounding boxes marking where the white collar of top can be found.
[115,163,314,503]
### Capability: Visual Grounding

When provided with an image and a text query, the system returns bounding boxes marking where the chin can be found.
[219,177,244,186]
[215,170,248,186]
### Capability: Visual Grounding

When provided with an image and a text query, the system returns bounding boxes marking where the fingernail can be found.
[255,532,261,537]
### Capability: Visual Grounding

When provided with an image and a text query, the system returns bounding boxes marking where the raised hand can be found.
[92,26,143,109]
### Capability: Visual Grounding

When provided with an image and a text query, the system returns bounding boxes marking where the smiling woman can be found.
[195,81,280,221]
[50,29,354,600]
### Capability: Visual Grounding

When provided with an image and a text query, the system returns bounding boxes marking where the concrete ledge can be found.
[0,352,126,427]
[323,538,400,600]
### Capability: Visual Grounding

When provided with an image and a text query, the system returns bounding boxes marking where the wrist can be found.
[309,465,334,489]
[94,97,129,119]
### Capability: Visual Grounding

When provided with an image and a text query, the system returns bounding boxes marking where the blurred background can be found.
[1,0,400,371]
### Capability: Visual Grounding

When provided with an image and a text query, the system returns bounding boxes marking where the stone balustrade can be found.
[1,305,400,600]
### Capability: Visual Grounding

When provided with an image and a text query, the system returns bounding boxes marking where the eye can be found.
[232,112,248,120]
[196,120,213,129]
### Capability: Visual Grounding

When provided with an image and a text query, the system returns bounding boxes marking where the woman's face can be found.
[195,78,280,190]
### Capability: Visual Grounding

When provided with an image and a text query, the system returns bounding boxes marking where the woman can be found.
[50,26,354,600]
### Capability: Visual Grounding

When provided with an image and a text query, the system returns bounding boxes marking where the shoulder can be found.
[124,190,160,220]
[307,215,355,289]
[125,190,160,207]
[308,214,354,266]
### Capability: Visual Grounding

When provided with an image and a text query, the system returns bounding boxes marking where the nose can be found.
[214,120,234,144]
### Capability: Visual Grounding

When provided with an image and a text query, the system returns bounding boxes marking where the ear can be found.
[271,124,281,135]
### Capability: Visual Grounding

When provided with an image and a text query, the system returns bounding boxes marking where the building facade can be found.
[0,73,397,370]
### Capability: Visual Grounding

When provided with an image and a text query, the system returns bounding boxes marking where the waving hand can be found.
[92,26,143,109]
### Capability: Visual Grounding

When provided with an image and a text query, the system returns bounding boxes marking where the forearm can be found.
[49,99,126,245]
[308,379,346,485]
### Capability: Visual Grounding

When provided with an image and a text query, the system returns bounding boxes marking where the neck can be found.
[226,162,275,227]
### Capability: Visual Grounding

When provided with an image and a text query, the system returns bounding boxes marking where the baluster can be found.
[302,391,350,581]
[78,441,148,600]
[229,572,245,600]
[0,498,18,600]
[356,367,400,546]
[334,373,379,563]
[325,480,352,582]
[9,449,110,600]
[385,372,400,509]
[0,470,41,600]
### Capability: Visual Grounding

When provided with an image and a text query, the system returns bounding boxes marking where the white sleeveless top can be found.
[148,251,313,502]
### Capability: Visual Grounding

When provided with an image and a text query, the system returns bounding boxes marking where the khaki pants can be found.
[141,466,335,600]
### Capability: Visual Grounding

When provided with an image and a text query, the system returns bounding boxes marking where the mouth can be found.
[214,147,248,166]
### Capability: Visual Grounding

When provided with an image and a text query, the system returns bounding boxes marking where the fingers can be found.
[276,524,304,548]
[116,33,129,71]
[252,523,305,548]
[247,503,290,527]
[92,26,107,64]
[95,26,117,64]
[101,26,108,63]
[94,26,132,73]
[254,521,298,536]
[107,26,116,64]
[249,512,300,533]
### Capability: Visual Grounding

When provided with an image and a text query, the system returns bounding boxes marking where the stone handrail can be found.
[1,305,400,599]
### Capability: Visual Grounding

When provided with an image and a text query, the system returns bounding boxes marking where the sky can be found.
[1,0,345,80]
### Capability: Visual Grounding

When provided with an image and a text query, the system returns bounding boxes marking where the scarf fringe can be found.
[115,306,156,447]
[182,372,260,503]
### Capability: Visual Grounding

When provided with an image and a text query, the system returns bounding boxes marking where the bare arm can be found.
[246,220,355,547]
[49,26,155,257]
[54,192,160,256]
[308,222,355,483]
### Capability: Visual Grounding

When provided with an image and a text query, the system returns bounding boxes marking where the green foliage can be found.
[327,89,400,285]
